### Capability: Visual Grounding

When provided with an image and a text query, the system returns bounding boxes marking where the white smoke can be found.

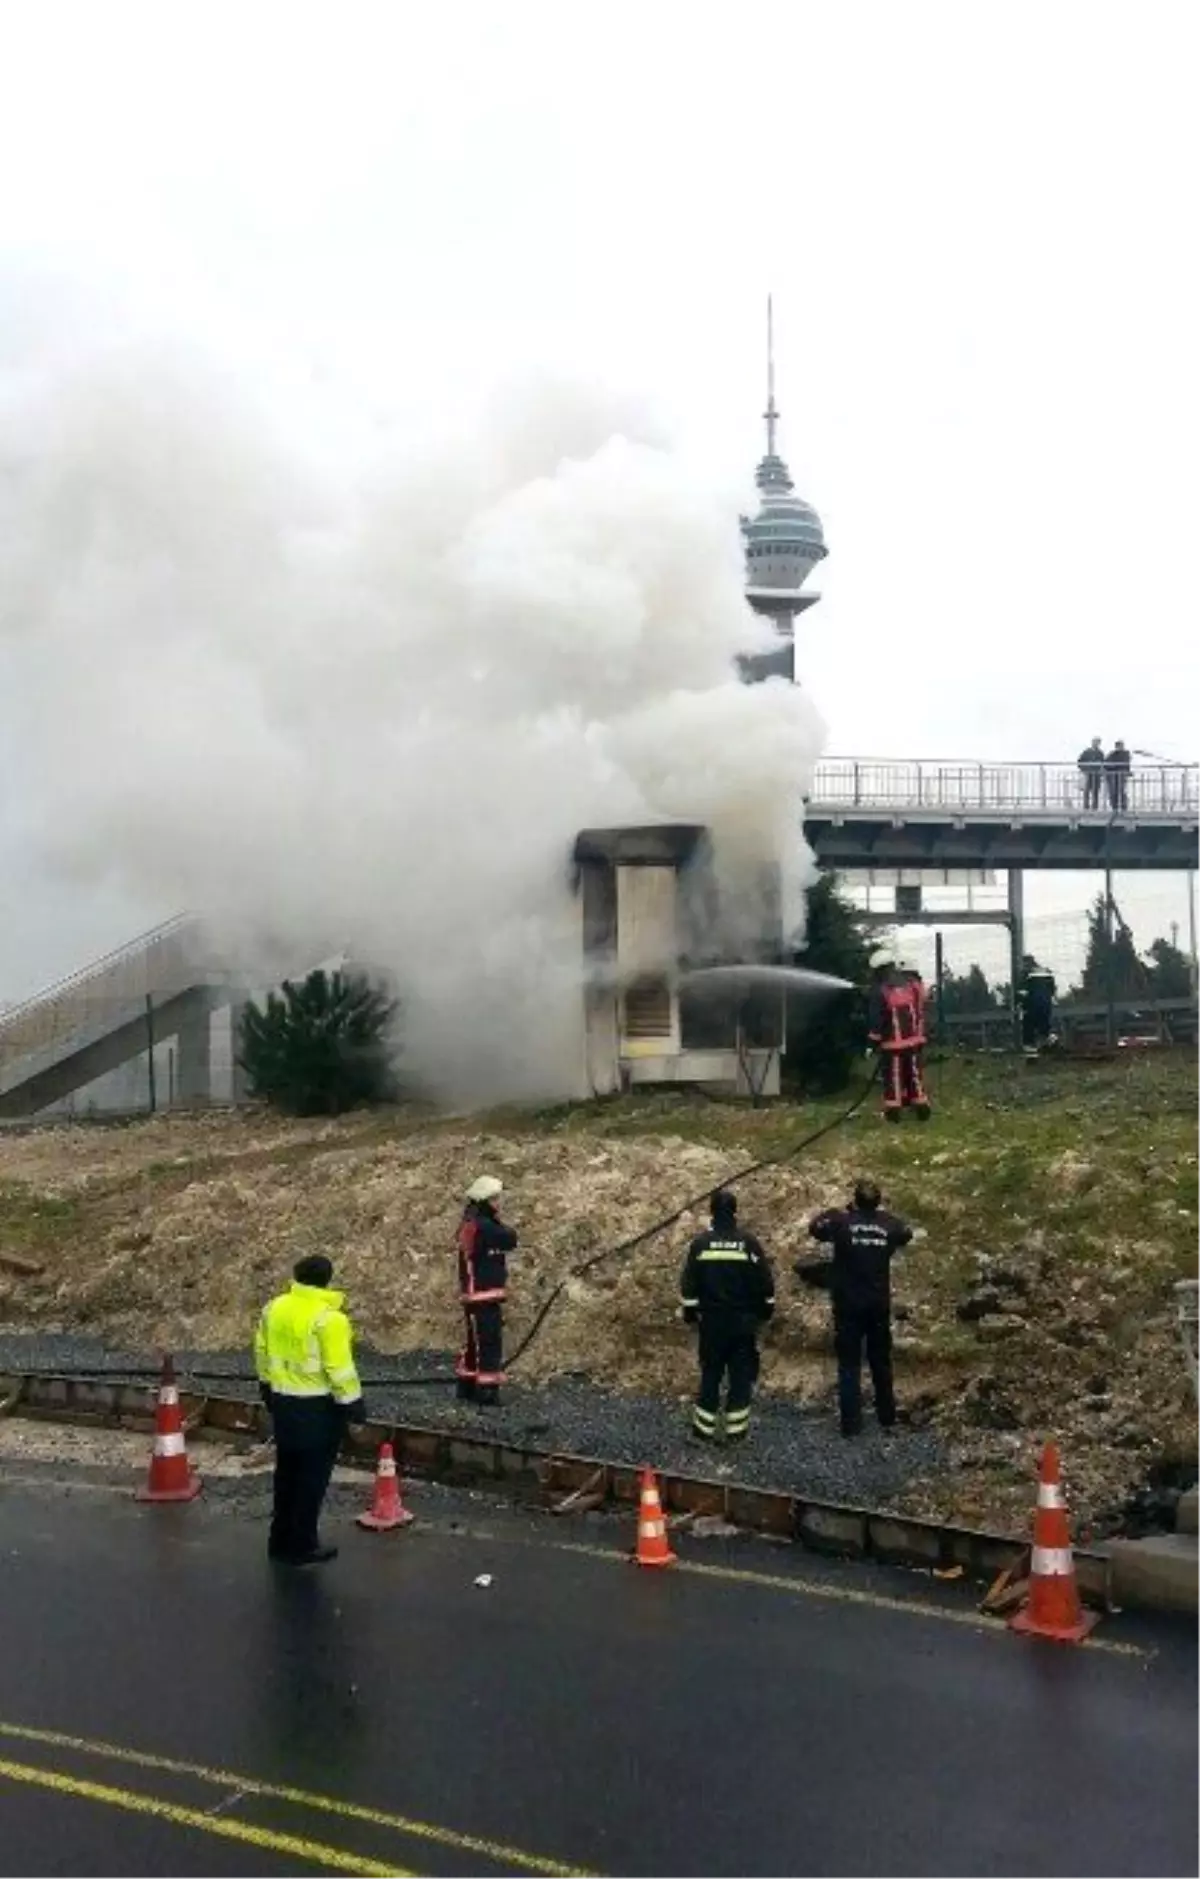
[0,293,827,1102]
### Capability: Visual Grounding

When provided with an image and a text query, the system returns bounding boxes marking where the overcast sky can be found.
[1,0,1197,998]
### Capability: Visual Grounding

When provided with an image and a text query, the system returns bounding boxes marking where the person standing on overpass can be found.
[1078,737,1106,810]
[1106,739,1132,812]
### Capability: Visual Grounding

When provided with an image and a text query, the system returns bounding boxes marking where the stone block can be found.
[1177,1487,1199,1535]
[1107,1534,1198,1615]
[797,1503,867,1558]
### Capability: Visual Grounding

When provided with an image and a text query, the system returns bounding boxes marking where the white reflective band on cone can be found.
[160,1387,179,1407]
[1031,1545,1074,1576]
[639,1520,665,1539]
[379,1460,396,1476]
[154,1433,187,1458]
[1037,1481,1065,1509]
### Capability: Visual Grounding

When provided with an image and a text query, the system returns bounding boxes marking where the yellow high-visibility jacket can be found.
[255,1282,363,1409]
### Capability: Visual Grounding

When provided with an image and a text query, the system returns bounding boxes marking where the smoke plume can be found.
[0,298,827,1102]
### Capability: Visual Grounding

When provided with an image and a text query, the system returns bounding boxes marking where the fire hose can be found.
[13,1061,881,1391]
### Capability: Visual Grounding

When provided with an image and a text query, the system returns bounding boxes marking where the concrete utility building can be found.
[571,824,786,1100]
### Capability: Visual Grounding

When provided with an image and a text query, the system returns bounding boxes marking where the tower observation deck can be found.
[739,296,827,685]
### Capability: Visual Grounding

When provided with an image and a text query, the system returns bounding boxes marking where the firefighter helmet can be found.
[466,1175,504,1203]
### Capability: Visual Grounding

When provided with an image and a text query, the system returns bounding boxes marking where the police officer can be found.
[255,1254,365,1565]
[456,1175,519,1405]
[801,1181,913,1437]
[679,1190,775,1443]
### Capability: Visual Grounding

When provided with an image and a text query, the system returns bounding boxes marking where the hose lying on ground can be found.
[13,1062,880,1390]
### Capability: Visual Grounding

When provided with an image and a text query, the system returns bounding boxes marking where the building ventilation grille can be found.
[623,976,673,1040]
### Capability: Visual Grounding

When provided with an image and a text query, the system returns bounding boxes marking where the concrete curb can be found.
[3,1369,1136,1614]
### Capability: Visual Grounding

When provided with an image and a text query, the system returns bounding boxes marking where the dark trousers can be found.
[458,1301,505,1402]
[268,1399,342,1559]
[1022,1000,1052,1048]
[834,1305,895,1434]
[1106,771,1128,812]
[1082,770,1103,809]
[882,1048,930,1115]
[694,1316,760,1439]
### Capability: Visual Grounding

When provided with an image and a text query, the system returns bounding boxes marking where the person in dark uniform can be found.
[799,1181,913,1437]
[1018,954,1058,1053]
[456,1175,518,1406]
[679,1190,775,1443]
[1078,737,1105,810]
[1105,739,1131,812]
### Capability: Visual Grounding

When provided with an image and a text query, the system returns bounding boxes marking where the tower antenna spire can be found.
[764,293,779,456]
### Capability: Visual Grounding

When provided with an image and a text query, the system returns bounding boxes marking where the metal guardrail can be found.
[810,759,1198,819]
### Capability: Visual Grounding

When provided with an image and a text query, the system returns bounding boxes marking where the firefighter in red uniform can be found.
[456,1175,518,1405]
[867,949,932,1122]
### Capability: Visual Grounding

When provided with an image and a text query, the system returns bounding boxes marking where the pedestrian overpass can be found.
[1,759,1196,1118]
[0,917,235,1120]
[805,757,1198,870]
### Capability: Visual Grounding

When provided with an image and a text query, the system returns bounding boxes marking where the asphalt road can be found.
[0,1469,1194,1877]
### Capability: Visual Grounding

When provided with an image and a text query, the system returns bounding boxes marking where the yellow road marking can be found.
[0,1756,408,1877]
[0,1721,593,1877]
[540,1538,1149,1659]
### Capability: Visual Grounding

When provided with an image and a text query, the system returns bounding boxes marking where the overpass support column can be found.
[174,992,213,1106]
[1008,869,1025,1049]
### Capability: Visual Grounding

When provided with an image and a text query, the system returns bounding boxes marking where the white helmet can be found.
[868,947,894,970]
[466,1175,504,1204]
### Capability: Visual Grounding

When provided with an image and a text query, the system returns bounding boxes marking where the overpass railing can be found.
[810,759,1198,819]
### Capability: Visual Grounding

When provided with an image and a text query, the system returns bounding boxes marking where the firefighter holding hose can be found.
[456,1175,519,1405]
[867,949,932,1122]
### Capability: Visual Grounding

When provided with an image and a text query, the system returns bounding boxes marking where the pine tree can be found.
[784,873,878,1095]
[1144,936,1194,1001]
[1079,895,1148,1002]
[938,963,1002,1017]
[238,969,399,1116]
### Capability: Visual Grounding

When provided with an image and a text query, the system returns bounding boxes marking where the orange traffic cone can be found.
[356,1442,415,1532]
[633,1467,676,1568]
[1009,1441,1098,1643]
[136,1354,201,1503]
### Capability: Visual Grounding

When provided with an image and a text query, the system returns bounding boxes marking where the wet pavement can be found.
[0,1469,1194,1876]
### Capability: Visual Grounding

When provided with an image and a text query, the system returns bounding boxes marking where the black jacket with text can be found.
[806,1206,913,1314]
[680,1227,775,1331]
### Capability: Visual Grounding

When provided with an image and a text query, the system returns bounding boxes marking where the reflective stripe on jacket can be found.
[679,1229,775,1322]
[868,975,927,1050]
[254,1282,363,1406]
[457,1203,518,1304]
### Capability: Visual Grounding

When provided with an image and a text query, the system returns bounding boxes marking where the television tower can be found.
[739,296,827,683]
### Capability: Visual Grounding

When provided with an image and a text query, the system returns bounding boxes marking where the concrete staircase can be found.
[0,916,227,1117]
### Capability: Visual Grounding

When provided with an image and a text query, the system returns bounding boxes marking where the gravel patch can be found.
[0,1334,945,1508]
